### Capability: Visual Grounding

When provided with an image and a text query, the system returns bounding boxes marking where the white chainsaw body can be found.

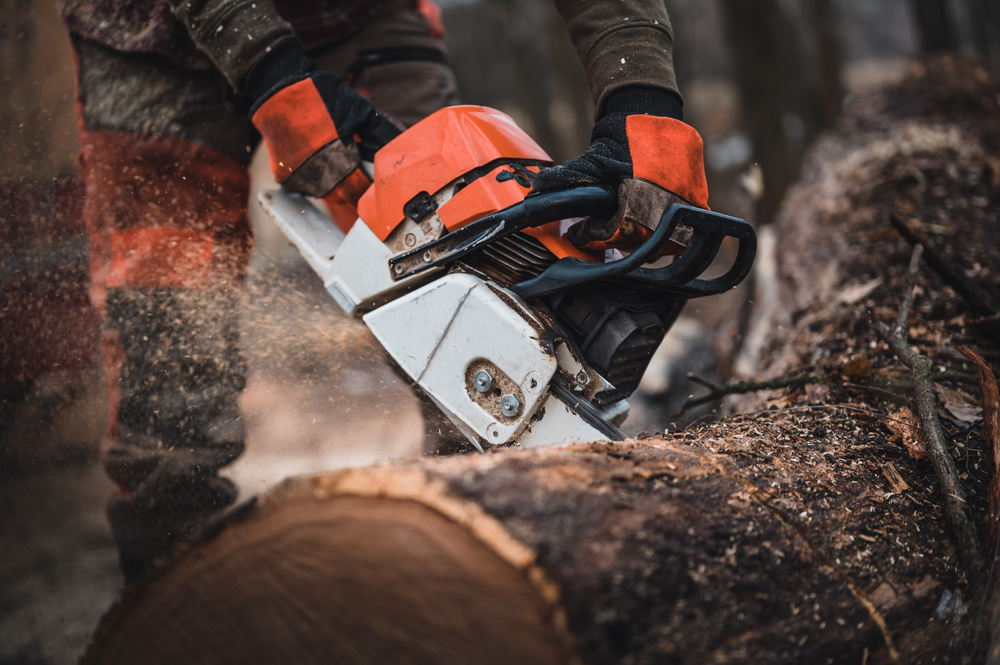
[257,106,757,452]
[259,188,624,451]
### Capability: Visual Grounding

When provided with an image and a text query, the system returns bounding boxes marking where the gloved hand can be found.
[245,40,403,230]
[532,87,708,253]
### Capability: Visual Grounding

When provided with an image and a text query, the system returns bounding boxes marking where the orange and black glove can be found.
[246,40,402,230]
[532,87,708,253]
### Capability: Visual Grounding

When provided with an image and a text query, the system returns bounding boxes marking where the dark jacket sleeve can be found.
[552,0,680,116]
[166,0,297,92]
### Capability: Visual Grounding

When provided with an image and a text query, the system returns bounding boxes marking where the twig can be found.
[715,449,773,462]
[956,347,1000,543]
[889,214,998,314]
[673,373,829,416]
[676,369,979,426]
[873,245,983,580]
[734,403,920,427]
[932,371,982,386]
[686,373,723,390]
[894,244,922,335]
[843,383,914,404]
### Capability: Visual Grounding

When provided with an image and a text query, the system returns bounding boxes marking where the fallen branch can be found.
[958,346,1000,651]
[675,370,980,419]
[873,245,983,580]
[674,373,829,415]
[889,214,998,315]
[932,371,983,386]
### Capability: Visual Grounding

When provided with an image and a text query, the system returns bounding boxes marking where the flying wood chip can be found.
[843,355,873,380]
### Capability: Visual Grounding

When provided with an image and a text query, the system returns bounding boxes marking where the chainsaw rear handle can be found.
[513,203,757,300]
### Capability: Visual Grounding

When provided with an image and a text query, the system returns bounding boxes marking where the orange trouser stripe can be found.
[107,227,214,290]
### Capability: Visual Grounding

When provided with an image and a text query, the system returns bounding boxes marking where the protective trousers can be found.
[70,0,459,583]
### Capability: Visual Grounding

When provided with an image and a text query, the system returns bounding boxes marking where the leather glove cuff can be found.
[625,115,708,208]
[532,86,708,253]
[247,40,401,198]
[534,112,708,209]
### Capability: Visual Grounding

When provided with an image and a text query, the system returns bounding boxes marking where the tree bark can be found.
[84,431,982,663]
[716,0,843,227]
[716,0,801,226]
[801,0,844,132]
[964,0,1000,68]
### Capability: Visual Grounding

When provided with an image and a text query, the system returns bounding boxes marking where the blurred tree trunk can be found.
[802,0,844,132]
[441,0,591,163]
[908,0,958,53]
[716,0,842,226]
[716,0,798,226]
[964,0,1000,68]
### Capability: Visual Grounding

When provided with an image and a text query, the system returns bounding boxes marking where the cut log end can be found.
[83,493,568,665]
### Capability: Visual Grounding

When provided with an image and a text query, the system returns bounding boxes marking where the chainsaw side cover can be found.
[363,273,557,446]
[325,218,443,315]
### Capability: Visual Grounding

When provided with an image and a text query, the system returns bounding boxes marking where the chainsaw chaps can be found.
[260,105,756,452]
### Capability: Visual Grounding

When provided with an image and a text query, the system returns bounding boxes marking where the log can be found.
[85,431,978,664]
[84,56,998,664]
[746,55,1000,384]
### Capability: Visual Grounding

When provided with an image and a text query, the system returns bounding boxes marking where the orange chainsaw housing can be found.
[357,106,599,261]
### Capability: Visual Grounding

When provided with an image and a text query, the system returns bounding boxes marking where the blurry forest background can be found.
[1,0,999,662]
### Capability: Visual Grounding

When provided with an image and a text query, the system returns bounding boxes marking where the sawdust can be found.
[239,259,382,381]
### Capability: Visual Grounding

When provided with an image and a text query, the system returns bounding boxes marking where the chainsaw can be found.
[260,105,755,451]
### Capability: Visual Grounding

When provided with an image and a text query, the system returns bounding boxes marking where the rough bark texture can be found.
[85,425,984,664]
[748,56,999,382]
[735,54,1000,661]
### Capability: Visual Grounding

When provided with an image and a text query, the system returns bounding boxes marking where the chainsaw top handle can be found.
[387,186,756,301]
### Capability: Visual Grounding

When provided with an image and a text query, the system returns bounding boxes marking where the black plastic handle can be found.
[386,186,756,302]
[621,207,757,297]
[513,204,756,300]
[388,186,617,281]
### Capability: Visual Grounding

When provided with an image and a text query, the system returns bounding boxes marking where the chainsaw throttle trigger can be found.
[387,186,617,281]
[513,204,756,300]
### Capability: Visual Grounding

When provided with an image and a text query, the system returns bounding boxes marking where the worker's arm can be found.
[165,0,399,207]
[536,0,708,252]
[553,0,680,116]
[167,0,296,93]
